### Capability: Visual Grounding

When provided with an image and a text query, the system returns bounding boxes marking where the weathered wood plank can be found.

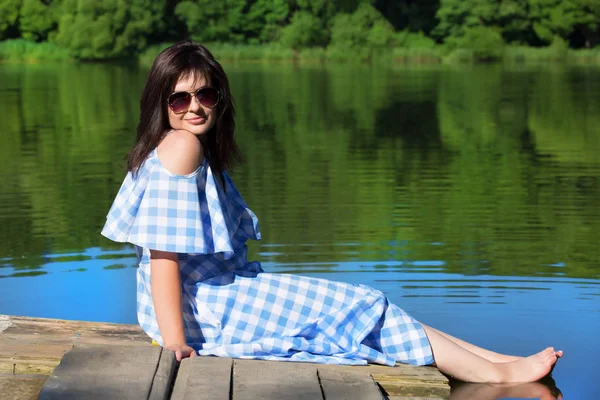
[376,376,450,399]
[148,348,177,400]
[0,315,148,341]
[0,374,46,400]
[37,345,168,400]
[0,315,152,380]
[233,359,322,400]
[318,368,383,400]
[0,362,14,374]
[170,358,191,400]
[171,356,233,400]
[317,363,450,399]
[0,315,452,399]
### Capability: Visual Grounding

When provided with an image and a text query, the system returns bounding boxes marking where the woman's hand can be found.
[164,343,198,362]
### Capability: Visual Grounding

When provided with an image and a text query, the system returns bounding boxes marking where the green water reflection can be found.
[0,63,598,280]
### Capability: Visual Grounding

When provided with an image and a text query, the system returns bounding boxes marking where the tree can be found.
[374,0,440,34]
[529,0,599,44]
[330,2,395,49]
[433,0,499,40]
[280,11,328,49]
[19,0,60,41]
[175,0,290,44]
[174,1,235,42]
[54,0,166,59]
[446,26,505,61]
[0,0,22,40]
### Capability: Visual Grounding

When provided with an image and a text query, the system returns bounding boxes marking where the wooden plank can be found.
[170,358,191,400]
[318,368,383,400]
[148,349,177,400]
[0,315,149,341]
[0,315,152,380]
[37,345,166,400]
[317,363,450,399]
[233,359,322,400]
[171,356,232,400]
[376,376,450,399]
[367,364,447,382]
[0,362,14,374]
[0,374,47,400]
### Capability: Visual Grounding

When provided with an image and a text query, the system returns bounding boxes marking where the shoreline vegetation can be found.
[1,39,600,66]
[0,1,598,65]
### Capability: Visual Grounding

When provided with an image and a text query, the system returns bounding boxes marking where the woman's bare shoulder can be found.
[157,130,204,175]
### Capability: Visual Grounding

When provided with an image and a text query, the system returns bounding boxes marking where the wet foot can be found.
[499,347,561,383]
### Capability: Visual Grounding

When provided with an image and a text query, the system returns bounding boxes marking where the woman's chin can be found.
[183,124,211,136]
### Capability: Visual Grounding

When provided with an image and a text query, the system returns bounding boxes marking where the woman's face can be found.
[167,73,217,136]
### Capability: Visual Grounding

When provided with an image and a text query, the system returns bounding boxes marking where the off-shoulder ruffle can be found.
[101,149,260,256]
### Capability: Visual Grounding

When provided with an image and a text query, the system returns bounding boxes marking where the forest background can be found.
[1,0,600,64]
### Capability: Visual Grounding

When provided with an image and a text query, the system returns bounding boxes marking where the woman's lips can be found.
[186,117,206,125]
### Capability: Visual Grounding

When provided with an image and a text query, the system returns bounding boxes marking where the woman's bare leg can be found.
[423,325,560,383]
[422,324,521,363]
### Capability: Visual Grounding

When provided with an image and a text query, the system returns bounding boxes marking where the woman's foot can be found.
[497,347,562,383]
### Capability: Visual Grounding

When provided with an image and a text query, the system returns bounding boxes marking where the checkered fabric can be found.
[102,149,433,366]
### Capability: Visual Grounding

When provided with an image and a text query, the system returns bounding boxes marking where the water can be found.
[0,62,598,398]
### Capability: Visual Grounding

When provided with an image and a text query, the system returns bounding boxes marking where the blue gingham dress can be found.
[101,149,433,366]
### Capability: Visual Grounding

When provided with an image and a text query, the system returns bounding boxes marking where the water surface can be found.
[0,62,598,398]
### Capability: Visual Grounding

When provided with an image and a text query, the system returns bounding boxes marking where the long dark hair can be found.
[127,40,243,175]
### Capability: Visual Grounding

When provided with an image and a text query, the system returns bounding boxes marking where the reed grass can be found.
[392,47,442,64]
[0,39,71,62]
[4,39,600,66]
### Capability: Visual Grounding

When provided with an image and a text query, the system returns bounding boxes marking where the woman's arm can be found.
[150,249,196,360]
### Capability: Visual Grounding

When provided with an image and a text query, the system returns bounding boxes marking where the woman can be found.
[101,40,562,383]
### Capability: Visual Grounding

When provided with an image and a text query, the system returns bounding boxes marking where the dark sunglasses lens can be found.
[196,88,219,108]
[168,92,191,113]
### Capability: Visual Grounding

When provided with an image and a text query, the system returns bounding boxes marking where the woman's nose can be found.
[188,94,202,112]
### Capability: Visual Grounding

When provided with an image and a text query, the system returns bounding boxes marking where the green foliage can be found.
[569,47,600,63]
[19,0,59,41]
[329,2,395,58]
[394,30,437,49]
[392,47,441,63]
[280,11,327,49]
[434,0,498,39]
[2,0,600,63]
[446,26,505,61]
[54,0,166,60]
[529,0,599,43]
[0,0,21,40]
[174,1,233,42]
[0,39,70,61]
[176,0,289,44]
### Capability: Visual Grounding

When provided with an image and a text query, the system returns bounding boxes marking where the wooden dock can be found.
[0,315,450,399]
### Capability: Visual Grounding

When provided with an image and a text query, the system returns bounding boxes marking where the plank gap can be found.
[316,369,326,400]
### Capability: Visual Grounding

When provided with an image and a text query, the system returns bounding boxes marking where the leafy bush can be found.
[394,30,437,49]
[0,39,70,62]
[0,0,21,40]
[330,3,394,50]
[548,35,569,60]
[280,11,327,49]
[446,26,504,61]
[55,0,166,60]
[19,0,59,41]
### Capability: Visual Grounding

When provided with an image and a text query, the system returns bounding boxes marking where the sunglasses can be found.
[167,87,220,113]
